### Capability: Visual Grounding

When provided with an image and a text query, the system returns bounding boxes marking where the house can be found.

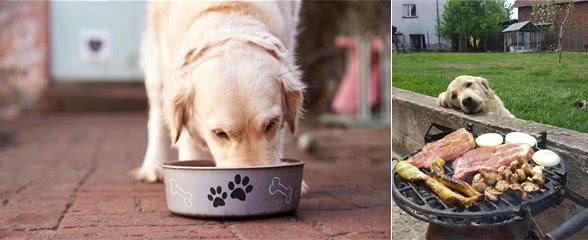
[515,0,588,51]
[392,0,450,51]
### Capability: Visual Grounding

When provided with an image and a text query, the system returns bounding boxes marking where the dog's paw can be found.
[301,180,309,196]
[131,164,163,183]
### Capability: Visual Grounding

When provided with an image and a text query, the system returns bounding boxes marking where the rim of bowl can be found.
[161,159,305,170]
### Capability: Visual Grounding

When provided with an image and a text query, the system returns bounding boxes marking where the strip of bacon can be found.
[452,144,534,179]
[408,128,475,168]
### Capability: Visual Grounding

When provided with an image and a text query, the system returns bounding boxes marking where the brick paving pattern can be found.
[0,113,390,239]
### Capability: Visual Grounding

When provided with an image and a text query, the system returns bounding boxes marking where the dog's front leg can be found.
[134,105,168,182]
[134,35,168,182]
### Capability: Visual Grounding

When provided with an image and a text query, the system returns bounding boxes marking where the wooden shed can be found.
[502,21,542,52]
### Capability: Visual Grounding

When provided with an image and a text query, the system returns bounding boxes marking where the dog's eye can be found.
[214,130,229,140]
[465,82,472,88]
[451,93,457,99]
[265,119,279,133]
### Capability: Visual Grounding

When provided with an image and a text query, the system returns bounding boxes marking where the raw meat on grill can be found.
[408,128,475,168]
[452,144,534,179]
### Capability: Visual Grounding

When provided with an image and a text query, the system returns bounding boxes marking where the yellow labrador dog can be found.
[134,1,304,185]
[438,75,514,117]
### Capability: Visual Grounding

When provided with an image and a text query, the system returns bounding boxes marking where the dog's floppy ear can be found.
[477,77,496,99]
[280,68,304,134]
[241,32,304,133]
[167,92,191,144]
[438,91,450,108]
[163,74,193,145]
[164,70,206,147]
[479,77,491,91]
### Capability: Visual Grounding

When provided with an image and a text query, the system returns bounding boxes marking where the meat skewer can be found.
[429,158,482,198]
[396,161,479,207]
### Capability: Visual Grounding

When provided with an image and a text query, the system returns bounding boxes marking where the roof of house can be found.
[502,21,540,32]
[514,0,588,8]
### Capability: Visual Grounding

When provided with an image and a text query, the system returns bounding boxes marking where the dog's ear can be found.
[164,71,206,147]
[241,32,304,133]
[280,68,304,134]
[438,91,450,107]
[167,92,190,144]
[478,77,496,99]
[479,77,490,91]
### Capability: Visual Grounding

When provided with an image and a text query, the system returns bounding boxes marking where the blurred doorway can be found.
[409,34,426,50]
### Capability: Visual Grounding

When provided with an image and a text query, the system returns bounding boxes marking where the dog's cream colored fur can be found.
[438,75,514,117]
[134,1,304,185]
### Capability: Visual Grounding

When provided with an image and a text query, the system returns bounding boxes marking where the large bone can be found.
[170,179,193,208]
[269,177,293,204]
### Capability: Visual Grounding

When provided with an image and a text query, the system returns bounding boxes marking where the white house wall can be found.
[392,0,451,50]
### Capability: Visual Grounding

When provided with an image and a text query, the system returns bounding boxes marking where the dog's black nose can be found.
[462,97,476,108]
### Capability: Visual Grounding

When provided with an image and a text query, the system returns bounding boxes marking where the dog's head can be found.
[438,75,496,114]
[164,33,303,167]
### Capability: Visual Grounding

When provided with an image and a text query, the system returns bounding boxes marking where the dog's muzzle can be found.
[462,97,481,114]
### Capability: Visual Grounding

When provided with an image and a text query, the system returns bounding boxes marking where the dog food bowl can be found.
[162,159,304,218]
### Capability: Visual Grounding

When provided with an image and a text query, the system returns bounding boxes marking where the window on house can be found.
[403,4,417,18]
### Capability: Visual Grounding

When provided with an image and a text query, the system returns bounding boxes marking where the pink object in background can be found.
[331,36,383,115]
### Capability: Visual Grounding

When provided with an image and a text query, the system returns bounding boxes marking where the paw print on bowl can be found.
[207,186,227,208]
[228,174,253,201]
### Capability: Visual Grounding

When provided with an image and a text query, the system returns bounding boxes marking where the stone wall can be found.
[0,1,49,119]
[392,88,588,198]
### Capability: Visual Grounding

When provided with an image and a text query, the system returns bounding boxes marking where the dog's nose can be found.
[462,97,476,108]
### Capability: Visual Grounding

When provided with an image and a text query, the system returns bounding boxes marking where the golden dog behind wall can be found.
[438,75,514,117]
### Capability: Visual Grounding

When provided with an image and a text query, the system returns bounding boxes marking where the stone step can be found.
[43,81,147,112]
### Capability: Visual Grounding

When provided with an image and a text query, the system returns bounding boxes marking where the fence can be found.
[392,29,450,52]
[546,23,588,52]
[394,24,588,53]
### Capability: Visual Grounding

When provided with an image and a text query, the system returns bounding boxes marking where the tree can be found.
[558,2,574,63]
[439,0,510,51]
[530,0,574,63]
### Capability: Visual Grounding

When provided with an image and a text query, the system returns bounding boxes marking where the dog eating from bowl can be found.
[438,75,514,118]
[132,1,308,193]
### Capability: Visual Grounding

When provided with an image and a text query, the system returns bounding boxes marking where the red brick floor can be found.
[0,113,391,239]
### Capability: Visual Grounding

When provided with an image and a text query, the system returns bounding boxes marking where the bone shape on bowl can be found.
[269,177,293,204]
[170,179,193,208]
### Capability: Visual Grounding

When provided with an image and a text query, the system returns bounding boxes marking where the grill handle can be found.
[546,208,588,240]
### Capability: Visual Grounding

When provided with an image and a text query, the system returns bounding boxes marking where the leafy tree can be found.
[531,0,574,63]
[439,0,510,51]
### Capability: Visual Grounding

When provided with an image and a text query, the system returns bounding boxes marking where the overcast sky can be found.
[507,0,519,19]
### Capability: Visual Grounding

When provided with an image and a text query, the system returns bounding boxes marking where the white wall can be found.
[392,0,450,50]
[50,1,146,81]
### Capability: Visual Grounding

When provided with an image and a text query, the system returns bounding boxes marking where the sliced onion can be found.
[475,133,503,147]
[532,150,561,167]
[505,132,537,147]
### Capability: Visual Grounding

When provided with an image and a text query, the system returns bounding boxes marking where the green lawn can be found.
[392,52,588,133]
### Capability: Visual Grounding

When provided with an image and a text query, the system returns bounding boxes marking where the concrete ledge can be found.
[392,87,588,198]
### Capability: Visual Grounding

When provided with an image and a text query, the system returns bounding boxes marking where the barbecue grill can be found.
[392,123,588,240]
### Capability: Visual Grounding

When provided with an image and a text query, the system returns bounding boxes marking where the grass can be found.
[392,52,588,133]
